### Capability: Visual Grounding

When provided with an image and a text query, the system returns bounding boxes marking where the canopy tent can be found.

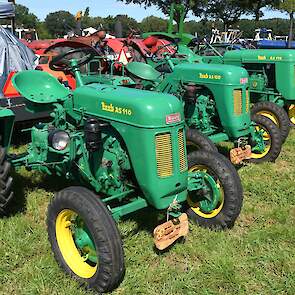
[0,25,37,92]
[0,2,15,19]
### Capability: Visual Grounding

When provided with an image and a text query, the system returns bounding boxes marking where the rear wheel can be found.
[0,147,14,216]
[248,114,282,164]
[47,186,125,293]
[186,128,218,153]
[186,150,243,229]
[251,101,290,142]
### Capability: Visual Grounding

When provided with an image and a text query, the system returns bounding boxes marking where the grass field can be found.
[0,131,294,295]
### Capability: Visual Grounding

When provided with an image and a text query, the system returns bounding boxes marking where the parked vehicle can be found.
[0,49,243,293]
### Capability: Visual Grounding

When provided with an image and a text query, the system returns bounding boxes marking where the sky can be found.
[14,0,288,22]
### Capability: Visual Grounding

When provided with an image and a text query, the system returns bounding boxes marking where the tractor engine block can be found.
[183,85,217,134]
[25,121,132,197]
[249,73,268,92]
[91,134,132,196]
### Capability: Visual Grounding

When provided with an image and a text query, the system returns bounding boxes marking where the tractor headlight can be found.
[49,130,70,151]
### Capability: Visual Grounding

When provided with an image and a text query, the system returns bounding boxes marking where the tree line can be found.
[0,1,293,39]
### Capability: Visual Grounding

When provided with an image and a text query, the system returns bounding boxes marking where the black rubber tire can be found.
[248,114,282,164]
[186,128,218,153]
[186,150,243,230]
[0,147,14,216]
[251,101,290,142]
[47,186,125,293]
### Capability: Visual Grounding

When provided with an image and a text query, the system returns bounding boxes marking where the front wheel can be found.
[251,101,290,142]
[186,150,243,229]
[248,114,282,164]
[47,186,125,293]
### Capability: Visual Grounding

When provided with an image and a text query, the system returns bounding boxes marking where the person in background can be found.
[92,29,107,55]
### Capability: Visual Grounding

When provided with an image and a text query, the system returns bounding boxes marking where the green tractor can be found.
[149,4,295,141]
[141,2,293,141]
[86,46,283,164]
[124,56,283,164]
[0,49,243,293]
[201,48,295,139]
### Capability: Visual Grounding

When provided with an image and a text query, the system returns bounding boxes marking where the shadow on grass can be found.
[120,207,185,254]
[121,207,162,237]
[6,171,75,217]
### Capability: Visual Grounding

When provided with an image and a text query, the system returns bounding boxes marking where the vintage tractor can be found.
[201,48,295,136]
[52,45,283,164]
[124,55,283,164]
[0,49,243,293]
[139,3,293,140]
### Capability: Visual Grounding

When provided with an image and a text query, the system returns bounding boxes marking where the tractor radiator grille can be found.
[178,129,187,172]
[233,89,243,116]
[155,133,173,178]
[246,90,250,113]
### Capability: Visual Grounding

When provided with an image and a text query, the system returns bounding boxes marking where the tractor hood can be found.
[172,63,249,86]
[72,83,185,128]
[223,49,295,63]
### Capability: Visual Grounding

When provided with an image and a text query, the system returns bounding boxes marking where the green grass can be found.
[1,131,295,295]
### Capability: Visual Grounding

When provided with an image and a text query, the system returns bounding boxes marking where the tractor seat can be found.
[126,62,161,82]
[13,70,70,104]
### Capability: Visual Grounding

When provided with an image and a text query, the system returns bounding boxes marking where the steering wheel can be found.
[151,42,179,63]
[49,47,97,72]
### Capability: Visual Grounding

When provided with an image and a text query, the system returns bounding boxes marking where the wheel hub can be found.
[188,171,221,213]
[73,218,97,264]
[55,209,98,279]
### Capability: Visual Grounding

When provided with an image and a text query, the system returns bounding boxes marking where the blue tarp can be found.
[0,2,15,19]
[257,40,295,49]
[0,25,37,93]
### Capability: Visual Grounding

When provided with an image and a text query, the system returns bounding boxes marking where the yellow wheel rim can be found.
[288,104,295,125]
[187,165,225,219]
[55,209,97,279]
[251,125,271,159]
[257,111,280,127]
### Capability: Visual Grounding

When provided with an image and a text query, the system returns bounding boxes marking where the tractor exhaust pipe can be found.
[85,118,108,152]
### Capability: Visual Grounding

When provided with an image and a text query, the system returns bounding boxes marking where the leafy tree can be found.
[104,15,138,36]
[36,22,52,39]
[195,0,249,30]
[82,7,93,28]
[15,4,38,28]
[45,11,76,37]
[245,0,280,21]
[140,16,168,32]
[278,0,294,46]
[118,0,206,27]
